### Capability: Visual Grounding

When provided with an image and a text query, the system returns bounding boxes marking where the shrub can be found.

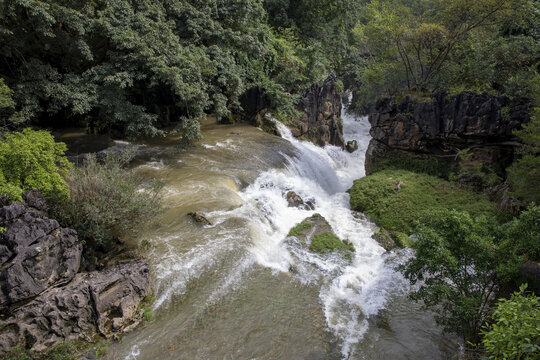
[0,128,70,202]
[481,284,540,360]
[399,209,520,343]
[52,151,163,250]
[348,169,498,234]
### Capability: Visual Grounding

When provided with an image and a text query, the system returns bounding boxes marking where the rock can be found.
[0,198,82,312]
[286,191,304,208]
[365,92,531,176]
[486,182,526,216]
[372,229,397,251]
[289,74,345,148]
[285,191,315,210]
[260,113,280,136]
[519,261,540,293]
[346,140,358,153]
[188,211,212,226]
[394,180,404,191]
[238,86,271,125]
[0,260,151,353]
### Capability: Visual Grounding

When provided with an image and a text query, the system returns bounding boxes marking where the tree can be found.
[481,284,540,360]
[0,128,71,202]
[399,209,517,343]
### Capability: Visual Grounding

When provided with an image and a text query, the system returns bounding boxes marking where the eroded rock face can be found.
[0,260,151,353]
[289,75,345,148]
[0,193,81,311]
[346,140,358,153]
[365,92,531,175]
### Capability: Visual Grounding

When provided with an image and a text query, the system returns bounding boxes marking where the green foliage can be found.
[481,284,540,359]
[51,151,163,249]
[6,341,77,360]
[348,170,498,234]
[347,0,539,109]
[399,209,519,342]
[287,220,312,237]
[309,232,355,254]
[0,128,70,202]
[369,153,456,178]
[508,108,540,203]
[499,205,540,263]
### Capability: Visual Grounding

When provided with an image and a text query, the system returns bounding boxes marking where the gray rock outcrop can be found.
[289,74,345,147]
[365,92,531,176]
[0,260,151,353]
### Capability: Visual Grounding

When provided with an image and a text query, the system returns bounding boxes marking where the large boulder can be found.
[288,74,345,148]
[0,193,82,312]
[365,92,531,176]
[0,260,151,353]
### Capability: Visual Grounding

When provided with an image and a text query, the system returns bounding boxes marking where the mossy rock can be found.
[287,213,355,256]
[372,228,413,250]
[348,169,499,235]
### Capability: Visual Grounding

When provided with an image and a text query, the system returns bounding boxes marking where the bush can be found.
[347,169,498,234]
[399,209,519,343]
[0,128,70,202]
[481,284,540,360]
[52,151,163,250]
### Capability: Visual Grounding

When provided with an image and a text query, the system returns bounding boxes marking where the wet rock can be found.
[372,229,397,251]
[365,92,531,176]
[0,260,151,353]
[0,198,82,312]
[286,191,304,208]
[346,140,358,153]
[188,211,212,226]
[288,74,345,148]
[260,113,281,136]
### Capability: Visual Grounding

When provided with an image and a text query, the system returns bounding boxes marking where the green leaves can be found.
[481,284,540,359]
[0,128,71,202]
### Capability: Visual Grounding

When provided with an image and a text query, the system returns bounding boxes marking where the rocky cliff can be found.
[239,75,345,147]
[365,92,531,176]
[289,74,345,147]
[0,192,151,354]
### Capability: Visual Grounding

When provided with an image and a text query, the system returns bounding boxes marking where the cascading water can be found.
[105,111,456,360]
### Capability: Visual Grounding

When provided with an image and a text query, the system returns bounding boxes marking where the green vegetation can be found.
[399,209,539,343]
[346,0,540,110]
[6,342,77,360]
[481,284,540,359]
[0,128,71,202]
[369,154,456,179]
[287,220,312,237]
[508,107,540,203]
[51,151,163,250]
[348,169,498,235]
[310,232,354,254]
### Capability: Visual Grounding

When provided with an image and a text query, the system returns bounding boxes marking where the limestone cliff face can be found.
[289,74,345,147]
[365,92,531,176]
[0,192,151,354]
[239,75,345,147]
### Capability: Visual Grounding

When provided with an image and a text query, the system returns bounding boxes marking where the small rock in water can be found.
[188,211,212,226]
[346,140,358,153]
[286,191,304,208]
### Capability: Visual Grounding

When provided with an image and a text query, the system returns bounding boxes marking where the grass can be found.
[309,232,355,254]
[348,169,499,235]
[370,153,456,178]
[287,220,313,237]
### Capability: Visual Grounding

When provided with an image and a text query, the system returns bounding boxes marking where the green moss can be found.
[371,154,456,179]
[348,169,498,235]
[309,232,355,254]
[288,220,313,237]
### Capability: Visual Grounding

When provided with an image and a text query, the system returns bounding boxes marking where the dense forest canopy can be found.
[1,0,538,139]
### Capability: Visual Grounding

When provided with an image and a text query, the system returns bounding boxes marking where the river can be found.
[103,110,458,359]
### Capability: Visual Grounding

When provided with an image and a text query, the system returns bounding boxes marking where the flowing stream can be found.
[104,110,458,359]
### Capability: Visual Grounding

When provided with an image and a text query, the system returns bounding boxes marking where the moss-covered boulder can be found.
[287,214,354,257]
[348,169,499,236]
